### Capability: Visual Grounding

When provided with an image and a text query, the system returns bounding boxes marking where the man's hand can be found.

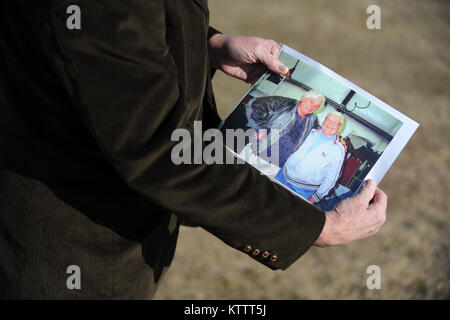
[313,180,387,247]
[208,34,289,84]
[253,130,268,140]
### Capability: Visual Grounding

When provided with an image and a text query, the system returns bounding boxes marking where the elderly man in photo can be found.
[246,90,325,167]
[276,111,346,204]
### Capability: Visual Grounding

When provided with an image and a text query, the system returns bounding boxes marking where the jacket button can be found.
[243,245,252,253]
[252,249,261,256]
[262,251,270,258]
[270,255,279,262]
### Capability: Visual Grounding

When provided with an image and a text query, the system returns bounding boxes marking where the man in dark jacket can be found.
[245,90,324,167]
[0,0,387,299]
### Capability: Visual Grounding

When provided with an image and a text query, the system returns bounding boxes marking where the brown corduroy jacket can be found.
[0,0,325,299]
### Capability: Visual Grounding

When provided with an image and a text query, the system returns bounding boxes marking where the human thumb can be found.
[259,52,289,75]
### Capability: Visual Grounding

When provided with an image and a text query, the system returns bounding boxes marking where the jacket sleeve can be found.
[246,96,297,129]
[208,26,222,40]
[49,0,325,270]
[313,146,346,202]
[207,26,222,80]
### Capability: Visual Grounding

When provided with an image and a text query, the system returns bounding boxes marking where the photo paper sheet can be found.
[219,45,419,211]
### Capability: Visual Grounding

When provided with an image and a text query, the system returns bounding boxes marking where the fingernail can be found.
[279,64,288,73]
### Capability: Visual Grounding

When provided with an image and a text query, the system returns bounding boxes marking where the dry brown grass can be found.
[154,0,450,299]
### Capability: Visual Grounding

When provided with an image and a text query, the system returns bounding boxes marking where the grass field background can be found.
[155,0,449,299]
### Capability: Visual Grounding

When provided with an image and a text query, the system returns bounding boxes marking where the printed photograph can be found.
[220,48,405,211]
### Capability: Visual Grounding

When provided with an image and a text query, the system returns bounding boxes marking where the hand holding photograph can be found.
[220,45,419,211]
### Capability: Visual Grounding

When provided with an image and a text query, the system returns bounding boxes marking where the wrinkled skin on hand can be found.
[314,180,388,247]
[208,34,289,84]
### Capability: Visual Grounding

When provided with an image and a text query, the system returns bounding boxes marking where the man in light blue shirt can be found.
[276,111,346,206]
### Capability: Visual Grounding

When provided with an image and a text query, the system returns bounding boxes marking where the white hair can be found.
[325,111,344,125]
[302,89,326,109]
